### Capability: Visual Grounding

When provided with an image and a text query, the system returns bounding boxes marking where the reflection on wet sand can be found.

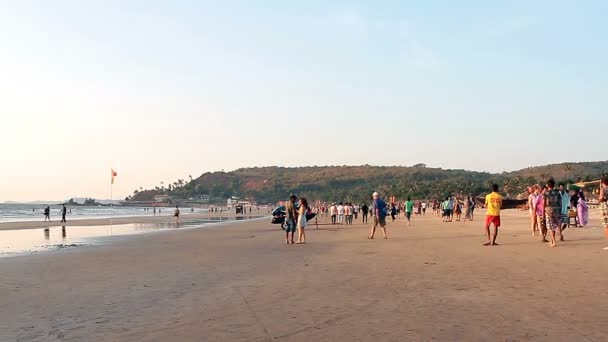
[0,216,265,257]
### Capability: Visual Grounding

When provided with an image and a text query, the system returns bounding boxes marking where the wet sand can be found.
[0,210,267,231]
[1,210,607,341]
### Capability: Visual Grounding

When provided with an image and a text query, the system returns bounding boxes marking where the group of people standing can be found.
[282,177,608,249]
[437,196,476,223]
[327,202,360,225]
[528,179,595,247]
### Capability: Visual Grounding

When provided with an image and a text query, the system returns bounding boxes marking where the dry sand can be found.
[1,210,607,341]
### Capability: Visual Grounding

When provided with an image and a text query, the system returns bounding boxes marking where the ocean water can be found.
[0,203,207,222]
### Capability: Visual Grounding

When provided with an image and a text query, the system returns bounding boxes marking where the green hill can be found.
[128,161,608,204]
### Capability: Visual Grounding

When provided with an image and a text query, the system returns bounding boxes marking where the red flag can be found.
[111,169,117,184]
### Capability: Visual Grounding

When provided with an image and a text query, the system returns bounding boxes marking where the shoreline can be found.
[0,211,270,231]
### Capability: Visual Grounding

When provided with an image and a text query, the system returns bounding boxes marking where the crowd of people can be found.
[282,176,608,249]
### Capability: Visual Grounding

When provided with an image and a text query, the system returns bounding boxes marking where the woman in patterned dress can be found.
[599,177,608,240]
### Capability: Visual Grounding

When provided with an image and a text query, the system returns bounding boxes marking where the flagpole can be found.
[110,169,113,232]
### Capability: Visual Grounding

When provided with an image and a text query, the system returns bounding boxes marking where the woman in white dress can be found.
[296,198,309,244]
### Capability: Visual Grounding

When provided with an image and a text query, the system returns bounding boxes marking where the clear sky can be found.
[1,0,606,202]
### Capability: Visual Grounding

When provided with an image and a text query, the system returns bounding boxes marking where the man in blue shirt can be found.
[369,192,388,239]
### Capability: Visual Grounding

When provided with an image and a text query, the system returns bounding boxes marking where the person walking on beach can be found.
[577,191,589,227]
[369,192,388,239]
[528,187,539,235]
[405,197,414,226]
[296,198,309,244]
[463,197,472,222]
[535,185,548,242]
[484,184,503,246]
[353,204,359,220]
[361,203,369,224]
[345,203,353,225]
[329,203,337,225]
[174,205,180,223]
[337,202,345,225]
[598,177,608,243]
[544,179,562,247]
[559,184,571,231]
[421,201,427,215]
[44,206,51,222]
[284,195,298,244]
[442,197,452,223]
[60,204,67,223]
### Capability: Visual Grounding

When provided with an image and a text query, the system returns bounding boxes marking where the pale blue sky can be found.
[1,0,606,201]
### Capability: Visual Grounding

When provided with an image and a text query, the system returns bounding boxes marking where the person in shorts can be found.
[405,197,414,226]
[484,184,503,246]
[284,195,298,244]
[369,192,388,239]
[544,179,563,247]
[174,205,180,222]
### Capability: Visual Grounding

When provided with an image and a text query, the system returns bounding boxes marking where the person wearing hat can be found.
[369,192,388,239]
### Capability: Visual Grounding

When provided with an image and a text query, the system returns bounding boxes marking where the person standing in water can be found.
[174,205,180,223]
[44,206,51,222]
[60,204,67,223]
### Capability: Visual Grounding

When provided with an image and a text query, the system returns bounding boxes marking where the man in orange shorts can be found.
[484,184,503,246]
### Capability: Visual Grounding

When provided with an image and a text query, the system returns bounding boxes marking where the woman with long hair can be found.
[296,198,309,244]
[535,185,548,242]
[577,190,589,227]
[528,186,539,235]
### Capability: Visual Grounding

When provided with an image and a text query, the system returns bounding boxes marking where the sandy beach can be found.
[1,210,607,341]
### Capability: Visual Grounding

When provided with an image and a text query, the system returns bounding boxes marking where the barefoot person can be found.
[296,198,309,244]
[174,205,180,223]
[405,197,414,226]
[483,184,503,246]
[369,192,388,239]
[44,206,51,222]
[60,204,68,223]
[284,195,298,244]
[534,186,549,242]
[528,186,540,236]
[544,179,562,247]
[599,177,608,244]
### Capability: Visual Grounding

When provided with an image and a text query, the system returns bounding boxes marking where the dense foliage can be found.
[129,161,608,204]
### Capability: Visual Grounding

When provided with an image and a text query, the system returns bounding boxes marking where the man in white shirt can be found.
[329,203,337,224]
[337,202,345,225]
[421,201,427,215]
